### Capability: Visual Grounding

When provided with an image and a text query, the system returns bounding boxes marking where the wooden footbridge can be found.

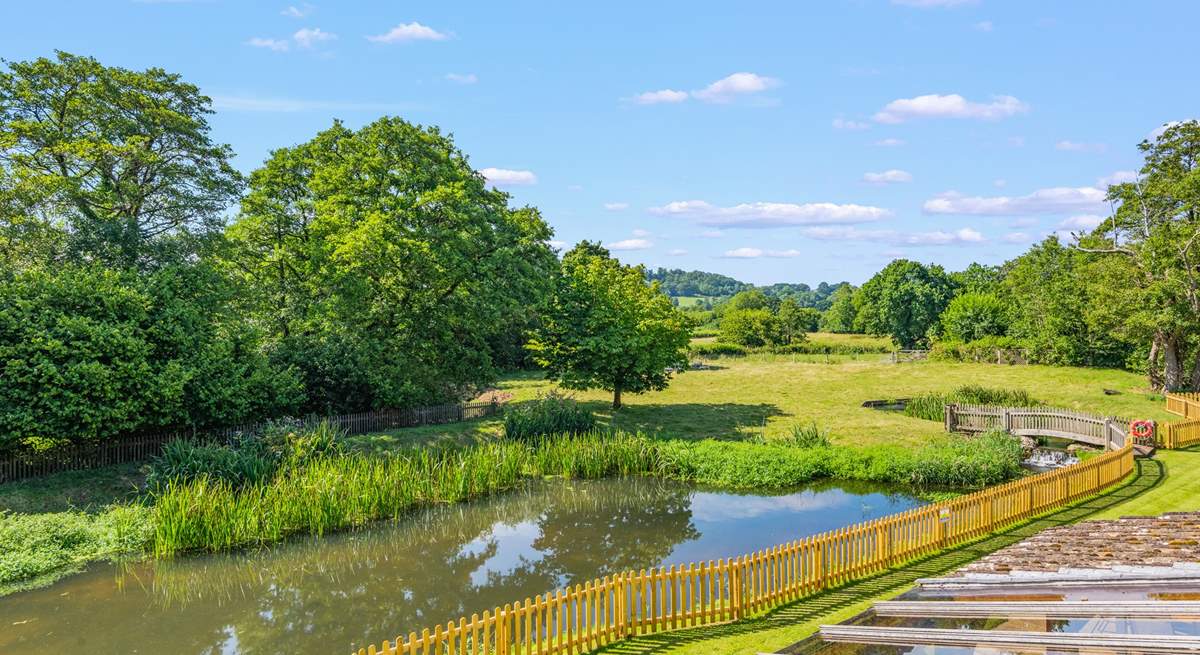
[945,403,1131,449]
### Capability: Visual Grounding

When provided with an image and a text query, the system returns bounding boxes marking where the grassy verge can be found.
[597,456,1164,655]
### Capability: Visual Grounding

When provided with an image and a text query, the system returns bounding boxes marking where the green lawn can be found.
[349,356,1171,452]
[1091,448,1200,518]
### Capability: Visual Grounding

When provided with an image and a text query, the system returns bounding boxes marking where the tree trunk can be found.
[1191,348,1200,390]
[612,384,622,410]
[1148,333,1163,390]
[1164,334,1185,391]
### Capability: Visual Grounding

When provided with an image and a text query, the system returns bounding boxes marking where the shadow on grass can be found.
[594,458,1165,655]
[589,403,790,441]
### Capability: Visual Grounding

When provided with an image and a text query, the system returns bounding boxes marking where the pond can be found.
[0,476,925,654]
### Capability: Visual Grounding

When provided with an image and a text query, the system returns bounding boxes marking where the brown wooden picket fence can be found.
[0,400,503,484]
[1164,393,1200,448]
[351,444,1135,655]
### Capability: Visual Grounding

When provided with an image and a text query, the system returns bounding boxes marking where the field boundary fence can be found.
[0,400,504,484]
[1164,393,1200,449]
[351,445,1134,655]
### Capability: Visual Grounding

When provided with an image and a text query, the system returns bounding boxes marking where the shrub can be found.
[903,385,1039,422]
[770,341,891,355]
[689,341,749,357]
[930,336,1026,363]
[940,292,1010,342]
[719,308,781,347]
[503,392,596,440]
[767,421,830,448]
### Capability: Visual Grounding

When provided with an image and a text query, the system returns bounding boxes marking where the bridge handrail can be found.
[945,403,1131,450]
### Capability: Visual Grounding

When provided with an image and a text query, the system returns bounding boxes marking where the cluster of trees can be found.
[0,53,690,449]
[716,290,820,347]
[645,268,750,298]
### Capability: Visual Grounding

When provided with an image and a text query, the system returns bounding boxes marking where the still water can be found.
[0,476,923,654]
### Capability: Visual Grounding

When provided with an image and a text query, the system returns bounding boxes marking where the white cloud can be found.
[667,248,688,256]
[1096,170,1137,188]
[247,37,290,52]
[693,72,780,103]
[804,226,986,246]
[1009,217,1039,228]
[281,4,313,18]
[293,27,336,48]
[633,89,689,105]
[923,186,1107,216]
[445,73,478,84]
[723,247,763,258]
[649,200,890,228]
[367,22,448,43]
[630,73,779,105]
[700,229,725,238]
[1058,214,1105,230]
[833,118,871,131]
[210,95,407,112]
[892,0,977,6]
[607,238,653,251]
[480,168,537,187]
[1003,232,1032,243]
[631,228,652,237]
[862,169,913,184]
[566,184,584,191]
[874,94,1029,124]
[603,202,630,211]
[974,20,994,31]
[874,138,906,147]
[993,179,1007,188]
[1149,120,1196,140]
[1055,140,1106,153]
[546,240,567,249]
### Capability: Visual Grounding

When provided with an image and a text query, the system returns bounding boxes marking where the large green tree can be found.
[1082,121,1200,389]
[0,51,242,269]
[940,292,1009,342]
[530,242,691,409]
[225,117,557,412]
[854,259,955,348]
[819,284,858,333]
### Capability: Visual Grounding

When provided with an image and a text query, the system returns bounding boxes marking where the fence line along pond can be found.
[0,476,925,655]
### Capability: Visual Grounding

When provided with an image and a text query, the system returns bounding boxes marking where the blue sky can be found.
[4,1,1197,284]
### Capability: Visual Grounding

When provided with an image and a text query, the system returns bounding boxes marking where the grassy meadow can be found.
[349,333,1171,453]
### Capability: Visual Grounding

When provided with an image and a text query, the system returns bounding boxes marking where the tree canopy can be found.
[854,259,956,348]
[530,243,691,409]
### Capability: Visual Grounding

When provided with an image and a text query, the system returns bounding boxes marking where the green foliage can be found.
[941,292,1010,342]
[0,505,151,593]
[719,308,781,347]
[724,289,774,311]
[903,385,1039,422]
[225,117,557,413]
[503,392,596,441]
[819,284,859,333]
[930,336,1026,363]
[855,259,956,348]
[777,299,820,340]
[777,421,831,448]
[530,242,691,409]
[0,51,242,270]
[770,341,892,355]
[645,268,751,297]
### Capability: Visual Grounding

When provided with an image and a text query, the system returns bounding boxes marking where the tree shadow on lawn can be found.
[583,402,790,441]
[594,458,1165,655]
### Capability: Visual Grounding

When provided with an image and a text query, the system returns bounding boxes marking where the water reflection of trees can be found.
[118,477,699,654]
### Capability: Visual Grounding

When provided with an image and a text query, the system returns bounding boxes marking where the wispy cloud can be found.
[367,22,448,43]
[722,247,805,259]
[874,94,1029,123]
[874,138,906,147]
[480,168,537,187]
[293,27,336,48]
[607,238,653,251]
[974,20,994,31]
[247,37,290,52]
[833,118,871,131]
[1096,170,1137,188]
[281,3,313,18]
[629,72,779,105]
[862,169,913,184]
[667,248,688,256]
[1058,214,1106,230]
[923,186,1107,216]
[804,226,986,246]
[444,72,478,84]
[603,202,630,211]
[649,200,890,228]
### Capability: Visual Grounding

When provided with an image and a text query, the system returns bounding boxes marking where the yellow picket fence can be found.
[352,445,1134,655]
[1163,393,1200,448]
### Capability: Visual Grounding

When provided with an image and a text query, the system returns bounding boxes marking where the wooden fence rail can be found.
[352,445,1134,655]
[1164,393,1200,449]
[945,403,1130,450]
[0,400,503,484]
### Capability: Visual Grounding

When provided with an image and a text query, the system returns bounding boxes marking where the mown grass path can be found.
[595,457,1167,655]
